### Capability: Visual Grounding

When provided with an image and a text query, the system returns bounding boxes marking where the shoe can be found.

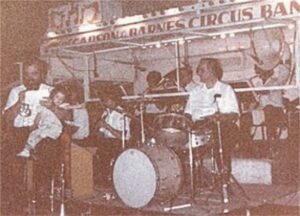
[17,149,30,158]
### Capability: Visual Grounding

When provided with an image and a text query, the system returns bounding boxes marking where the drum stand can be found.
[187,132,195,201]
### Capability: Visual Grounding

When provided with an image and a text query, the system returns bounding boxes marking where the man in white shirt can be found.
[184,58,240,185]
[2,56,53,208]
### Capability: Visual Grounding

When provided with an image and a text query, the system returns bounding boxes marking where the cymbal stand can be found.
[215,113,230,204]
[188,131,195,201]
[122,113,126,150]
[139,94,146,146]
[49,177,55,214]
[59,163,65,216]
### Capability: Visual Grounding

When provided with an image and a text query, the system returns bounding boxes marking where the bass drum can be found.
[113,145,183,208]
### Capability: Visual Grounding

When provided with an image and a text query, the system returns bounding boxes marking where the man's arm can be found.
[3,90,26,125]
[98,120,123,139]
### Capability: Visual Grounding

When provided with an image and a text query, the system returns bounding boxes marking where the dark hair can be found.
[146,71,162,85]
[23,56,48,77]
[50,85,69,101]
[197,58,223,80]
[179,67,193,78]
[101,88,122,104]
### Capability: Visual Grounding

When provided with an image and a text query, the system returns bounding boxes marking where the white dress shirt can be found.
[3,83,53,127]
[99,106,131,140]
[184,81,239,121]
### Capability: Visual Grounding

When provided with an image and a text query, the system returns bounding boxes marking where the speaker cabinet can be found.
[70,144,94,198]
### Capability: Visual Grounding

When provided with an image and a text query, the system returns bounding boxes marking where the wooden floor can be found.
[69,183,299,216]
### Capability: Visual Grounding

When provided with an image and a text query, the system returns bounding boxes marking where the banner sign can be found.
[48,1,101,33]
[45,0,299,49]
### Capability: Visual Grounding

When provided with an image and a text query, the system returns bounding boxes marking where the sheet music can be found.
[25,89,50,107]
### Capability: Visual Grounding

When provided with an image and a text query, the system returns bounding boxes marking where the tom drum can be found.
[153,113,192,149]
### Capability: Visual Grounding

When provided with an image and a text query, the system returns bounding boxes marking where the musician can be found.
[184,58,240,184]
[95,89,131,186]
[2,56,53,208]
[240,63,290,153]
[165,66,198,92]
[166,67,198,113]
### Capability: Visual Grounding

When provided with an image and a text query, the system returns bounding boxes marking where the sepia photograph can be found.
[0,0,299,215]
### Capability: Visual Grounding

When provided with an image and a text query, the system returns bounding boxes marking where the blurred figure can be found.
[95,89,131,186]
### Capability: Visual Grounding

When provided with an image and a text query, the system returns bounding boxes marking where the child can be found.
[17,86,71,158]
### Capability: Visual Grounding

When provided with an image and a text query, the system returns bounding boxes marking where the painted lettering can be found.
[274,2,288,16]
[261,4,273,18]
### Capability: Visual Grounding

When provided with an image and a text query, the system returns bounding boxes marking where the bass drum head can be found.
[113,148,157,208]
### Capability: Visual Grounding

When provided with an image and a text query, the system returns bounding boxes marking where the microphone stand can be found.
[139,93,146,146]
[214,97,251,210]
[122,113,126,150]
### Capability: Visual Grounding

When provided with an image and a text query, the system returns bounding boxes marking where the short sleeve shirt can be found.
[184,81,239,121]
[3,83,53,127]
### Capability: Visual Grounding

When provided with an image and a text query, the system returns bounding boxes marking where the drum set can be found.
[112,93,216,208]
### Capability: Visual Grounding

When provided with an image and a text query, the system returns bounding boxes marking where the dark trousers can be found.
[264,105,285,140]
[34,138,62,190]
[1,124,29,205]
[240,105,285,143]
[193,120,238,183]
[94,136,123,185]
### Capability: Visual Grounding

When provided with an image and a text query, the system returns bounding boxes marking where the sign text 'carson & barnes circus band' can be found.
[45,0,299,48]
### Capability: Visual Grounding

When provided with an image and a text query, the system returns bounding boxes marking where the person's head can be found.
[196,58,223,83]
[23,56,48,90]
[179,67,193,87]
[146,71,162,88]
[101,88,121,109]
[254,64,273,83]
[50,86,68,107]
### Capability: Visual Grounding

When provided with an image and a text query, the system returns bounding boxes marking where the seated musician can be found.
[166,67,199,113]
[184,58,240,185]
[240,63,289,150]
[95,89,131,186]
[165,66,198,92]
[144,70,167,114]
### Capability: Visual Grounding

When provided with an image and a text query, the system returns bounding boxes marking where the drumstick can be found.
[163,203,191,211]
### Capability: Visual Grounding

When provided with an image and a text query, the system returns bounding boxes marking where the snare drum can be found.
[190,119,213,149]
[153,113,192,149]
[113,145,183,208]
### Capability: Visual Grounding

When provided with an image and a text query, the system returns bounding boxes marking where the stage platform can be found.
[65,183,299,216]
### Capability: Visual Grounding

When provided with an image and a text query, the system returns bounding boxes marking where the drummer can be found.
[184,58,240,185]
[144,70,167,114]
[95,89,131,186]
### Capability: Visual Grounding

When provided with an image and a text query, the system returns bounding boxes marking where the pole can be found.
[188,132,194,201]
[175,41,181,91]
